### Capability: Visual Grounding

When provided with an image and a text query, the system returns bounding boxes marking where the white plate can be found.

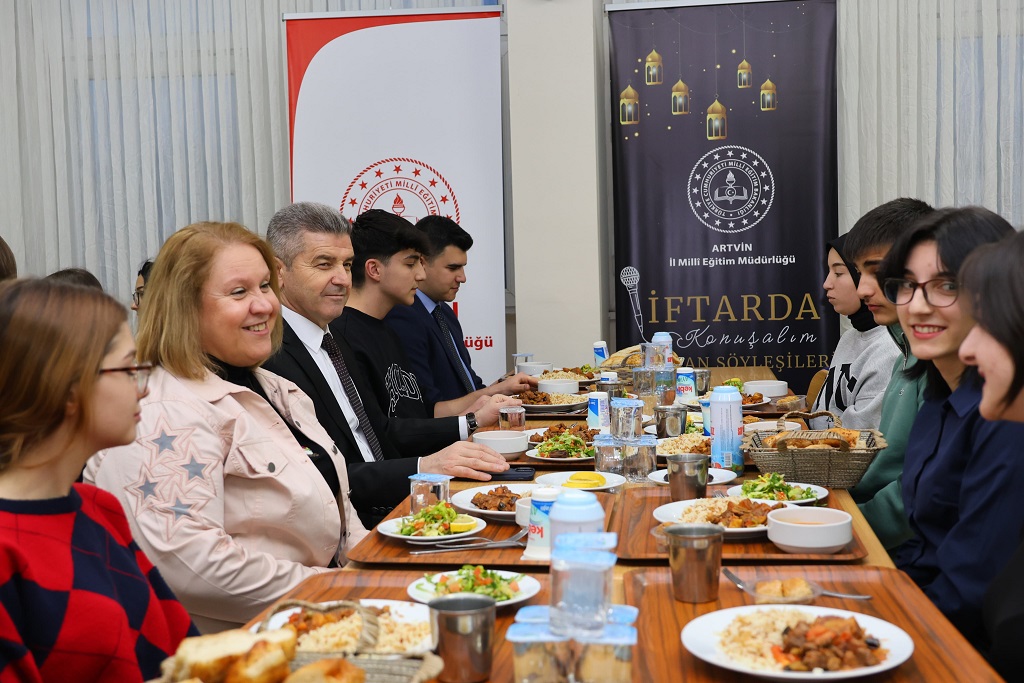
[525,427,598,448]
[252,599,432,654]
[744,420,801,434]
[727,482,829,505]
[652,499,794,538]
[742,398,773,411]
[535,471,627,491]
[526,448,595,463]
[681,605,914,680]
[377,515,488,544]
[450,484,538,521]
[521,399,588,414]
[647,468,738,487]
[407,571,542,607]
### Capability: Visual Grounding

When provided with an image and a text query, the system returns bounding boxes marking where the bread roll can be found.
[161,628,297,683]
[284,658,366,683]
[224,640,291,683]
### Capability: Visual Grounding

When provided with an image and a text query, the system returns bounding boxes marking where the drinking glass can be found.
[498,406,527,431]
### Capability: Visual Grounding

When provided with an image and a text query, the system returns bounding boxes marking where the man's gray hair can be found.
[267,202,352,265]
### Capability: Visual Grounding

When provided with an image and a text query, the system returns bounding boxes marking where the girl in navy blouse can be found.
[875,207,1024,648]
[960,230,1024,678]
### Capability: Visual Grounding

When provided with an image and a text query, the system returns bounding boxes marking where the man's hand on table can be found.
[421,442,511,480]
[473,394,523,427]
[490,372,538,396]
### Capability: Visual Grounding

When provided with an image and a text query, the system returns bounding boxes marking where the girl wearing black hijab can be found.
[809,234,901,429]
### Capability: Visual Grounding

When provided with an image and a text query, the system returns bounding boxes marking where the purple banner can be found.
[609,0,838,390]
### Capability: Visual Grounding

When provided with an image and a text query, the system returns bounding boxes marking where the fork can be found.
[408,527,529,555]
[721,568,872,600]
[712,490,727,498]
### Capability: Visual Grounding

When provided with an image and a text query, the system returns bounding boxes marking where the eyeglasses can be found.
[98,362,154,393]
[882,278,959,308]
[132,290,144,307]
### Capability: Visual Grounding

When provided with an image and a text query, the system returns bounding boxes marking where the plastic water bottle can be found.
[651,331,674,365]
[549,490,606,549]
[709,385,743,474]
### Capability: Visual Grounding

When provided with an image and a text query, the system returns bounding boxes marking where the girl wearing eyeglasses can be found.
[959,230,1024,678]
[874,206,1024,649]
[0,279,194,681]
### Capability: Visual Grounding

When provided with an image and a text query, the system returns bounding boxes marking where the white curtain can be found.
[0,0,495,303]
[838,0,1024,232]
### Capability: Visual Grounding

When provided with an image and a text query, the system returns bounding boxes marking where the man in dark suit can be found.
[384,215,536,406]
[262,203,512,527]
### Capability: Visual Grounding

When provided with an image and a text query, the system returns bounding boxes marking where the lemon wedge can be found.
[449,515,476,533]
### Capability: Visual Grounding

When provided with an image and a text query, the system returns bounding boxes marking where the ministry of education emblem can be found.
[688,145,774,234]
[340,157,460,223]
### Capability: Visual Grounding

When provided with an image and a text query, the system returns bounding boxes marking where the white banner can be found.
[285,8,506,382]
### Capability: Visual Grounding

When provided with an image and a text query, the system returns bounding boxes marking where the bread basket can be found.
[257,599,444,682]
[741,411,887,488]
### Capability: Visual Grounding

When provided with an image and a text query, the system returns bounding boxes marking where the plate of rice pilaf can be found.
[652,497,794,538]
[254,599,432,655]
[682,605,913,680]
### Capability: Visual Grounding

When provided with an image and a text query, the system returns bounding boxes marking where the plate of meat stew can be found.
[450,484,537,521]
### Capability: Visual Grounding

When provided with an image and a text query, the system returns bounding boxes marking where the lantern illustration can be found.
[737,59,752,88]
[645,49,663,85]
[671,80,690,115]
[760,78,777,111]
[619,85,639,125]
[706,98,727,140]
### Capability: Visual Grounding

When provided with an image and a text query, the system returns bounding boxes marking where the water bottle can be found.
[651,331,674,365]
[549,490,606,549]
[709,385,743,474]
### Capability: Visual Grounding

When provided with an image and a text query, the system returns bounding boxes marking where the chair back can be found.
[806,369,829,408]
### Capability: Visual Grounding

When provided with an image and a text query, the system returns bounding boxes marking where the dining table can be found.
[243,406,1004,682]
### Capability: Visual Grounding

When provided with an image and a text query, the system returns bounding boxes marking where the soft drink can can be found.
[593,341,609,368]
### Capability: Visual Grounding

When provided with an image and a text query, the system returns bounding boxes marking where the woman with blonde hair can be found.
[0,279,195,681]
[85,222,367,633]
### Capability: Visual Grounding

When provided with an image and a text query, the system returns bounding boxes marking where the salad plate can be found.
[681,605,913,680]
[251,599,433,654]
[647,467,737,486]
[728,474,828,505]
[525,448,595,463]
[377,515,488,544]
[407,568,541,607]
[451,484,537,521]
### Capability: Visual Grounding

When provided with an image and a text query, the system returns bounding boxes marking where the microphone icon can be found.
[619,266,644,337]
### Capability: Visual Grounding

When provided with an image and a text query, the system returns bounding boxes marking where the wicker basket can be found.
[742,411,887,489]
[257,599,444,683]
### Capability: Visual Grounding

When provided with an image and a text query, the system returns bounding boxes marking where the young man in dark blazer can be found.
[262,203,512,527]
[384,215,536,406]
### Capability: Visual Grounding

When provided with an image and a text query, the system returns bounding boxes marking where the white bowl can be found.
[515,498,532,527]
[742,380,788,398]
[766,507,852,554]
[471,430,529,460]
[537,378,580,395]
[516,362,553,376]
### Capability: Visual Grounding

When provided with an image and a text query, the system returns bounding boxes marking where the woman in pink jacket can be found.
[86,222,368,633]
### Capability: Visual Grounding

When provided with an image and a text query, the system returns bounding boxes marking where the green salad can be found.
[426,565,523,601]
[740,473,816,501]
[399,501,458,536]
[537,433,595,459]
[722,377,745,391]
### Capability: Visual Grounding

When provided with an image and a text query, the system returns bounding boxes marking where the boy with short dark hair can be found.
[843,198,935,549]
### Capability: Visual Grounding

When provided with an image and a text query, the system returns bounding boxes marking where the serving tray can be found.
[623,565,1000,682]
[348,494,617,567]
[610,486,867,563]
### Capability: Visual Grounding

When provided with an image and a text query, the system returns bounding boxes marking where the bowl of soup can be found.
[766,507,852,554]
